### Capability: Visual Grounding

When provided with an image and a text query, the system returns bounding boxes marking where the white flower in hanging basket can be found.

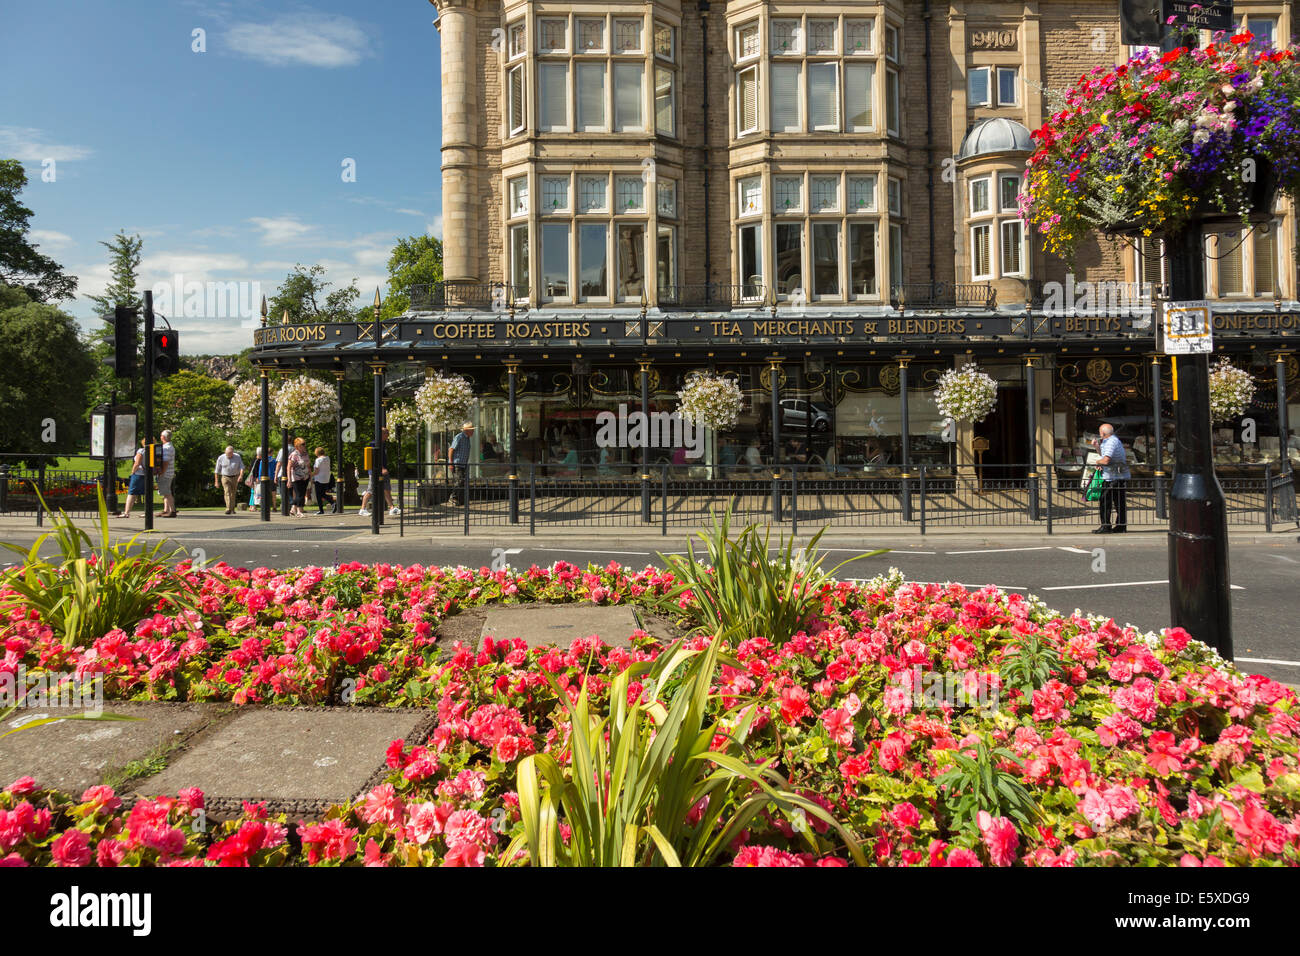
[1208,360,1256,423]
[273,376,340,429]
[385,402,421,432]
[676,373,744,431]
[934,366,998,425]
[230,379,279,430]
[414,373,476,428]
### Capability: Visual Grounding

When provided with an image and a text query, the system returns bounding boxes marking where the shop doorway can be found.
[975,386,1028,481]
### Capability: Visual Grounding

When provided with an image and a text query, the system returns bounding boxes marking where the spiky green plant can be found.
[655,506,886,643]
[508,635,866,867]
[0,488,199,649]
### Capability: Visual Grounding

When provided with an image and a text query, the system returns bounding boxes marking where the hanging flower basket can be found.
[414,373,475,429]
[676,373,744,431]
[934,367,998,425]
[273,376,341,430]
[384,403,421,433]
[1209,360,1256,422]
[230,380,279,430]
[1022,32,1300,258]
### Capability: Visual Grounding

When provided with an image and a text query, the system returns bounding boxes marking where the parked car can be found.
[779,399,831,431]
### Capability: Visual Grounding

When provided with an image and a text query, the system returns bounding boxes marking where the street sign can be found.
[90,405,138,459]
[1161,300,1214,354]
[1162,1,1234,32]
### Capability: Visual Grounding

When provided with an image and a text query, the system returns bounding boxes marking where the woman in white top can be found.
[312,446,335,515]
[118,438,147,518]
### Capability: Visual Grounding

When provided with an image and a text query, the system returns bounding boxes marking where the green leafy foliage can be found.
[0,160,77,302]
[655,506,886,643]
[0,298,93,457]
[510,635,865,867]
[0,488,199,648]
[934,740,1042,831]
[998,630,1058,695]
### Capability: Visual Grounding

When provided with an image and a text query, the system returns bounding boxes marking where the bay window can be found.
[739,224,763,297]
[655,67,675,136]
[737,66,759,136]
[614,62,644,131]
[808,62,839,131]
[577,62,606,130]
[771,63,802,132]
[579,223,609,299]
[617,223,646,299]
[845,63,874,131]
[775,223,803,295]
[738,176,762,217]
[539,62,569,131]
[849,223,877,297]
[657,225,677,297]
[510,224,530,294]
[1000,220,1024,276]
[812,223,841,297]
[541,223,570,298]
[507,65,525,135]
[971,223,992,280]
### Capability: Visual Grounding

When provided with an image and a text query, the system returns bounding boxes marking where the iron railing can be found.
[395,461,1296,535]
[658,283,769,311]
[408,281,527,312]
[890,282,996,310]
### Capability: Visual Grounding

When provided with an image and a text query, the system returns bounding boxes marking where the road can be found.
[3,519,1297,686]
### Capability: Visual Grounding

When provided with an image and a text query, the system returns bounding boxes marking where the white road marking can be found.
[1237,657,1300,667]
[820,548,937,555]
[946,547,1054,555]
[852,578,1028,591]
[1041,579,1245,591]
[530,549,653,556]
[1057,546,1093,554]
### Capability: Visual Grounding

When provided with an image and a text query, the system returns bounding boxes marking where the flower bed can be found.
[1,562,1297,866]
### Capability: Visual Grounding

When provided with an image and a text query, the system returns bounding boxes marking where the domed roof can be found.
[958,118,1034,160]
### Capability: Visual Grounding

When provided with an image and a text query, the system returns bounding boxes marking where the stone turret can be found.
[432,0,482,282]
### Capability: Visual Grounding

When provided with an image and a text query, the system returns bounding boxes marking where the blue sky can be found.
[3,0,444,354]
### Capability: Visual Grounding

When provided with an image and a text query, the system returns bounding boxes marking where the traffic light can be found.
[104,306,138,378]
[151,329,179,377]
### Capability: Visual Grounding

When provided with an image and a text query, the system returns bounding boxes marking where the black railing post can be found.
[36,458,45,528]
[791,465,798,536]
[259,366,272,522]
[398,465,405,537]
[919,464,926,535]
[507,361,520,524]
[661,464,668,536]
[1265,466,1274,533]
[334,371,345,515]
[1045,463,1054,534]
[899,356,912,522]
[1152,354,1167,520]
[529,466,536,536]
[639,359,652,523]
[771,472,781,522]
[1026,355,1041,522]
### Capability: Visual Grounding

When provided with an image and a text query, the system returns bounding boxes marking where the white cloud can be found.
[0,126,92,163]
[394,208,426,217]
[30,229,73,249]
[224,13,374,68]
[142,252,252,277]
[248,216,314,244]
[427,215,443,238]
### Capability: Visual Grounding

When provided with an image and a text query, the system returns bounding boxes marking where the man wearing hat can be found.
[447,421,474,505]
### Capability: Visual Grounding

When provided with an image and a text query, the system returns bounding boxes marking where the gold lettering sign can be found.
[885,319,968,335]
[253,324,326,346]
[1213,314,1300,332]
[970,28,1018,50]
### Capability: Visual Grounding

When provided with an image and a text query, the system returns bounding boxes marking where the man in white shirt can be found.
[213,446,244,515]
[1093,423,1131,534]
[159,430,178,517]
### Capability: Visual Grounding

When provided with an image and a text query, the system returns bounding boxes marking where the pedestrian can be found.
[359,427,400,517]
[118,437,147,518]
[1092,422,1130,534]
[213,445,244,515]
[288,437,311,518]
[447,421,474,505]
[158,430,178,517]
[312,445,335,515]
[247,447,267,510]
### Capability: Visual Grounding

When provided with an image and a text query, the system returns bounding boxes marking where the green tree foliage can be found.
[269,263,359,324]
[85,230,145,410]
[0,300,93,455]
[155,370,235,429]
[377,234,442,318]
[0,160,77,302]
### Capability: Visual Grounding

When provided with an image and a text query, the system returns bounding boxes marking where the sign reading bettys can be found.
[1162,0,1234,31]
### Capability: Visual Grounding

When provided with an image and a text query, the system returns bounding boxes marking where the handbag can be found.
[1084,467,1105,502]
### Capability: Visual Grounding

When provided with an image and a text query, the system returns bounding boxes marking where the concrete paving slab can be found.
[480,603,640,649]
[0,702,228,797]
[146,706,433,819]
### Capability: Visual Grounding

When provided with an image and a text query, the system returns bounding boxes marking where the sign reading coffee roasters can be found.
[251,311,1295,352]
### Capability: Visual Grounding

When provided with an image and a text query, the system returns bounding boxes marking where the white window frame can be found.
[808,61,840,132]
[807,18,838,55]
[738,223,765,298]
[538,61,571,132]
[656,180,678,219]
[888,177,902,217]
[654,22,676,62]
[615,176,645,213]
[999,174,1021,213]
[655,65,676,137]
[736,65,760,136]
[507,21,527,60]
[885,68,900,136]
[885,24,900,63]
[997,67,1019,106]
[735,21,761,62]
[538,17,568,54]
[507,64,526,136]
[510,222,530,293]
[770,61,802,133]
[614,18,643,54]
[845,61,875,131]
[845,19,872,55]
[970,176,992,216]
[971,223,993,280]
[613,61,645,132]
[508,176,529,219]
[771,18,801,55]
[848,175,877,213]
[968,66,991,107]
[576,61,607,131]
[579,175,609,214]
[774,175,803,214]
[738,176,762,218]
[577,17,605,53]
[810,175,840,213]
[848,221,879,298]
[541,175,570,214]
[1000,219,1025,277]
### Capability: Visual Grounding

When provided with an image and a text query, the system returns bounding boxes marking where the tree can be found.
[377,234,443,319]
[269,263,359,324]
[0,160,77,302]
[85,230,145,410]
[0,300,93,456]
[155,370,235,429]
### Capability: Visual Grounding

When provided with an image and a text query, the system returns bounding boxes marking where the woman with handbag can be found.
[247,447,266,510]
[288,438,311,518]
[117,438,147,518]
